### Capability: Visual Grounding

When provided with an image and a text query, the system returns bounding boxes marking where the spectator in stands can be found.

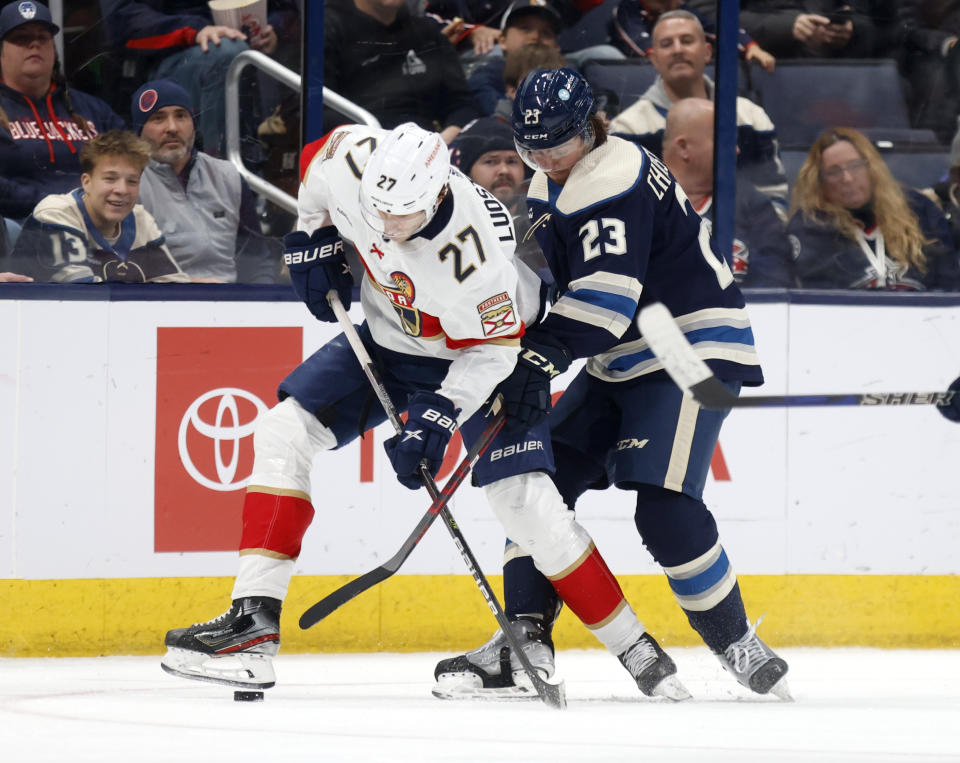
[663,98,797,287]
[738,0,886,59]
[99,0,283,157]
[451,116,526,208]
[612,0,776,71]
[468,0,566,114]
[788,127,960,290]
[0,211,31,279]
[492,41,568,118]
[0,1,125,223]
[920,120,960,251]
[132,79,277,283]
[896,0,960,144]
[608,10,788,211]
[448,114,549,275]
[323,0,480,142]
[426,0,509,55]
[9,129,188,283]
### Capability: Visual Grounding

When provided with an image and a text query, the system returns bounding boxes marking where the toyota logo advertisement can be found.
[154,327,302,552]
[177,387,269,492]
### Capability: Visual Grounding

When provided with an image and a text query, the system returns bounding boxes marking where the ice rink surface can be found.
[1,647,958,762]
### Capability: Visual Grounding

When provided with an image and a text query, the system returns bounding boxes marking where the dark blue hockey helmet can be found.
[512,67,594,151]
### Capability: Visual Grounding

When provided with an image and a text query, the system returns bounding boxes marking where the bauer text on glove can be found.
[283,226,353,321]
[383,391,460,490]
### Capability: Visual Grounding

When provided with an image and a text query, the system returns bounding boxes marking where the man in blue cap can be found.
[131,78,277,284]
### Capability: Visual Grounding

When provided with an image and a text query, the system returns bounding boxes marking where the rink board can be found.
[0,289,959,655]
[3,574,959,656]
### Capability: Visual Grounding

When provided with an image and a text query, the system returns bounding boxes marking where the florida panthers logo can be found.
[384,271,415,305]
[376,271,423,336]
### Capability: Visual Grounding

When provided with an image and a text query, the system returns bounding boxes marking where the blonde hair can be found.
[790,127,929,273]
[79,129,152,174]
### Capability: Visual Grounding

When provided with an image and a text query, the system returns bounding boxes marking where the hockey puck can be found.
[233,690,264,702]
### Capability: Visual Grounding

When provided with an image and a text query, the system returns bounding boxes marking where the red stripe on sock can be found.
[239,491,315,558]
[550,548,626,627]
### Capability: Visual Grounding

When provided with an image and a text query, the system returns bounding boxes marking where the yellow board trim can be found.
[2,575,958,657]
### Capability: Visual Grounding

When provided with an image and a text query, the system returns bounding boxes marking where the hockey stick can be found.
[637,302,958,410]
[304,291,566,710]
[298,407,504,628]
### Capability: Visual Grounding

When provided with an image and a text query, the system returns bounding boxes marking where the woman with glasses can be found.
[0,1,125,226]
[787,127,960,290]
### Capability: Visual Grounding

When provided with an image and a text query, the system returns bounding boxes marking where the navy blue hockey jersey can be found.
[525,136,764,385]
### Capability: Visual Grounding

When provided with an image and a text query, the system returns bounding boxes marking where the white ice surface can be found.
[1,648,958,762]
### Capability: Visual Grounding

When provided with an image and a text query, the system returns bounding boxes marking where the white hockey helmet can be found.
[359,123,450,240]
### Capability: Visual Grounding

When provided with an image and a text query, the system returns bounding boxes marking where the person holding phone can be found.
[739,1,885,58]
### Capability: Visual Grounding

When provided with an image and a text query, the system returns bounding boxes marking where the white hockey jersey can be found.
[297,124,543,422]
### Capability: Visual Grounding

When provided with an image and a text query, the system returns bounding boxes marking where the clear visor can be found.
[359,194,428,241]
[515,122,595,172]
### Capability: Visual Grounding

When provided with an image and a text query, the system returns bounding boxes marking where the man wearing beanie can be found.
[450,116,526,208]
[131,79,277,284]
[449,116,548,276]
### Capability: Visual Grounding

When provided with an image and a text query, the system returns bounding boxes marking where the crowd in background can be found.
[1,0,960,290]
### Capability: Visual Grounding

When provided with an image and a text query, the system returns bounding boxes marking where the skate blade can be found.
[769,677,793,702]
[160,648,276,689]
[431,671,542,701]
[431,683,541,701]
[651,674,692,702]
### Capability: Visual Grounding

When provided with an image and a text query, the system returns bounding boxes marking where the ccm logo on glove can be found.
[518,346,564,379]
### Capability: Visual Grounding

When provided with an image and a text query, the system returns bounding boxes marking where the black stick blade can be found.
[299,566,391,629]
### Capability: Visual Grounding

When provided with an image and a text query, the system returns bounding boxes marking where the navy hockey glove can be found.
[496,333,571,432]
[384,391,460,490]
[938,375,960,423]
[283,226,353,322]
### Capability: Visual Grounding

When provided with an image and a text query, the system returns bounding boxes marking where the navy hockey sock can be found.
[503,549,560,626]
[681,583,749,654]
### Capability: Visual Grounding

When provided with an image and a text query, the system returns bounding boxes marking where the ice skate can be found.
[718,617,792,700]
[618,632,691,701]
[432,617,555,700]
[160,597,281,689]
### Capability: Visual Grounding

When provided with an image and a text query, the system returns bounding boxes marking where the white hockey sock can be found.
[590,605,648,657]
[231,552,295,602]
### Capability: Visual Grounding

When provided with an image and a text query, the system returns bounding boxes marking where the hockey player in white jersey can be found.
[160,122,690,700]
[434,69,791,700]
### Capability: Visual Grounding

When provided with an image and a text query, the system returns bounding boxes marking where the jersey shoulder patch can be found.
[528,137,645,216]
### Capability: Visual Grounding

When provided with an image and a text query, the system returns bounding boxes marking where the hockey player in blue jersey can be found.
[434,67,791,700]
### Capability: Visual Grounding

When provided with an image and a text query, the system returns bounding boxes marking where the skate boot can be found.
[160,597,281,689]
[432,617,555,700]
[717,617,791,700]
[618,632,692,701]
